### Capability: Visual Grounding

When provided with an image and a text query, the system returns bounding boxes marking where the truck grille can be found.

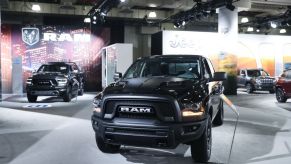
[104,99,176,121]
[33,79,57,86]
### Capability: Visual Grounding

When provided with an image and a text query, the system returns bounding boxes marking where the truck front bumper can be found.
[91,115,207,149]
[26,85,68,96]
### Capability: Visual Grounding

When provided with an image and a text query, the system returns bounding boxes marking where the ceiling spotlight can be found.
[247,27,254,32]
[256,29,260,32]
[84,17,91,23]
[241,17,249,23]
[100,12,107,16]
[32,4,41,11]
[92,21,97,24]
[93,16,97,20]
[226,3,235,11]
[148,11,157,18]
[182,21,186,26]
[270,22,277,28]
[280,29,287,33]
[120,0,126,2]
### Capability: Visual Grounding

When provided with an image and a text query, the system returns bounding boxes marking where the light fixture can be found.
[148,4,157,7]
[270,22,277,28]
[241,17,249,23]
[256,29,260,32]
[120,0,126,2]
[92,21,97,24]
[182,21,186,26]
[247,27,254,32]
[148,11,157,18]
[100,12,107,16]
[280,29,287,33]
[32,4,41,11]
[93,16,97,20]
[84,17,91,23]
[226,3,235,11]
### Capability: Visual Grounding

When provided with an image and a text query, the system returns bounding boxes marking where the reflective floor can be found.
[0,91,290,164]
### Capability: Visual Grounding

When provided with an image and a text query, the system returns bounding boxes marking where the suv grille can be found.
[260,79,273,84]
[104,99,176,121]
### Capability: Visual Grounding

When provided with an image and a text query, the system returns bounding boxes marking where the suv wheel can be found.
[96,135,120,153]
[213,101,224,126]
[191,116,212,163]
[63,86,72,102]
[246,83,254,94]
[276,88,287,103]
[27,94,37,102]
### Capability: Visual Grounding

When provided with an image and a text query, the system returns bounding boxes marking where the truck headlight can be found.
[255,79,261,85]
[93,98,101,113]
[26,78,32,85]
[181,102,205,117]
[56,78,68,86]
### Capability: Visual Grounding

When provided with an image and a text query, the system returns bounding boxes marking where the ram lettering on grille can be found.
[119,107,153,113]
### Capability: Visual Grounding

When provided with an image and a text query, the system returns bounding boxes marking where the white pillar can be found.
[217,7,238,95]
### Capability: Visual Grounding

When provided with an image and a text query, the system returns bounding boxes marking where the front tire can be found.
[96,135,120,153]
[191,117,212,163]
[213,100,224,126]
[63,86,72,102]
[246,83,254,94]
[27,94,37,102]
[276,88,287,103]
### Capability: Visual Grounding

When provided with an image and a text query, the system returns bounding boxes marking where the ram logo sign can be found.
[22,27,40,46]
[119,107,153,113]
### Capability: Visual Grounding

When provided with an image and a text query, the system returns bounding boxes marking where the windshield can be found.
[37,65,69,74]
[247,70,269,77]
[123,57,201,80]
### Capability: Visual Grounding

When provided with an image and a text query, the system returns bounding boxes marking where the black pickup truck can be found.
[91,55,226,163]
[237,68,276,94]
[26,62,84,102]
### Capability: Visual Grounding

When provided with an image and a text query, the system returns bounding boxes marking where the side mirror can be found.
[114,72,122,82]
[210,72,227,82]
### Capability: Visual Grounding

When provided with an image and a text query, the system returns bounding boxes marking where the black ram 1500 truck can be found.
[237,68,276,94]
[26,62,84,102]
[91,55,226,163]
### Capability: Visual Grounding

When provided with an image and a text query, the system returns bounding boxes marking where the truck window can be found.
[202,59,212,79]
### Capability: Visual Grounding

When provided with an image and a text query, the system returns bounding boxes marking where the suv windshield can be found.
[123,57,201,80]
[247,70,269,77]
[37,65,69,74]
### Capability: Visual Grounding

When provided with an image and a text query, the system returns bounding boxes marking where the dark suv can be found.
[237,68,276,94]
[91,55,226,163]
[275,69,291,103]
[26,62,84,102]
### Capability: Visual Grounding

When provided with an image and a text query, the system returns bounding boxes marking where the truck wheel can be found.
[246,83,254,94]
[191,117,212,163]
[63,86,72,102]
[96,135,120,153]
[213,100,224,126]
[78,88,84,96]
[27,94,37,102]
[276,88,287,103]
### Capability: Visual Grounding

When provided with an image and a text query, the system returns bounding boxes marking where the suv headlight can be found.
[26,78,32,85]
[181,102,205,118]
[56,78,68,86]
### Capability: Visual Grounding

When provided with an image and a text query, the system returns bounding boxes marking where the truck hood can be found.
[32,72,67,79]
[103,77,201,98]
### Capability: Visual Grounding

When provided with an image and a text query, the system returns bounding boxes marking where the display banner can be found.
[1,25,110,93]
[162,31,291,77]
